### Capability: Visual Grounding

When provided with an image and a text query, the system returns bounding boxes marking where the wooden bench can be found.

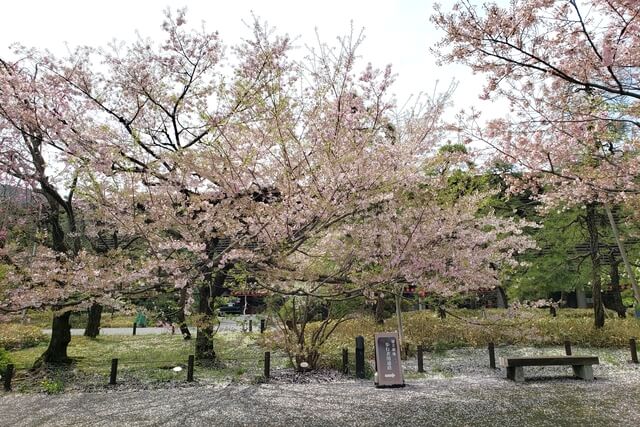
[499,356,600,382]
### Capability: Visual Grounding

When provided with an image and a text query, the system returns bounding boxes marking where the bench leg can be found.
[506,366,525,382]
[572,365,594,380]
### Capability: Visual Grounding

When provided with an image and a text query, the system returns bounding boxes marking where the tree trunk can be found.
[83,303,102,338]
[495,286,508,309]
[604,203,640,305]
[36,311,72,366]
[195,269,227,362]
[176,288,192,340]
[374,293,385,324]
[607,254,626,318]
[320,302,329,320]
[394,287,404,351]
[195,282,216,362]
[586,203,605,328]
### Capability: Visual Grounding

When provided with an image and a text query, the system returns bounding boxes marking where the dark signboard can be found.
[374,332,405,387]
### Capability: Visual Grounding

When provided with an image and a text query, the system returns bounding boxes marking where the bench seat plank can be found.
[500,355,599,382]
[499,356,599,367]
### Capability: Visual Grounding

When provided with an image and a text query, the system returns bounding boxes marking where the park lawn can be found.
[10,335,196,372]
[7,330,276,391]
[6,307,639,392]
[0,323,48,350]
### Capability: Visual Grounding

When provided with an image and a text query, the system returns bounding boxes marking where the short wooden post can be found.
[630,338,638,364]
[342,348,349,374]
[488,342,496,369]
[417,345,424,373]
[248,319,253,332]
[264,352,271,379]
[564,340,572,356]
[355,336,365,379]
[260,319,266,334]
[550,306,557,317]
[3,364,14,391]
[132,322,137,336]
[187,355,195,382]
[109,358,118,385]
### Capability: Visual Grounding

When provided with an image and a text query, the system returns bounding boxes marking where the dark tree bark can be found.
[586,203,605,328]
[374,293,385,324]
[34,159,78,364]
[176,288,192,340]
[84,303,103,338]
[35,193,76,364]
[35,311,72,366]
[496,286,508,308]
[319,303,329,321]
[606,253,627,318]
[195,268,228,362]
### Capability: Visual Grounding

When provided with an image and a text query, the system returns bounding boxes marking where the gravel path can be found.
[2,347,638,426]
[1,376,638,427]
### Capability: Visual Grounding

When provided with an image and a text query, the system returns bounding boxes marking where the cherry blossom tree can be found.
[50,10,299,360]
[433,0,640,327]
[0,49,100,362]
[1,8,539,369]
[0,39,198,363]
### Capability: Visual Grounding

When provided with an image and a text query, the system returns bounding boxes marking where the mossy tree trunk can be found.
[374,293,385,324]
[195,268,228,362]
[176,288,192,340]
[607,253,627,318]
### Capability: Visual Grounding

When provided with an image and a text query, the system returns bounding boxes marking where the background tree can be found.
[0,50,97,363]
[433,0,640,327]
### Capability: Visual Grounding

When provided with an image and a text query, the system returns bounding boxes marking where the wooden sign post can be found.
[374,332,405,388]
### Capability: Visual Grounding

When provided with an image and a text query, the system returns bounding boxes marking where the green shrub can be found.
[40,378,64,394]
[0,346,12,373]
[0,324,48,350]
[317,308,640,360]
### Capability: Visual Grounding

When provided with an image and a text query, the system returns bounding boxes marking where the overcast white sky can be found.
[0,0,504,123]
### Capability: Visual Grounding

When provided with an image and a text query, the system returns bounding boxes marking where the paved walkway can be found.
[42,317,262,336]
[42,327,198,336]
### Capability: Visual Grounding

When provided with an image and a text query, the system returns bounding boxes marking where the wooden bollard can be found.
[417,345,424,373]
[355,336,365,379]
[3,364,14,392]
[488,342,496,369]
[132,322,137,336]
[264,352,271,379]
[248,319,253,332]
[564,340,572,356]
[341,348,349,374]
[187,355,195,382]
[550,306,557,317]
[109,358,118,385]
[630,338,639,364]
[260,319,266,334]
